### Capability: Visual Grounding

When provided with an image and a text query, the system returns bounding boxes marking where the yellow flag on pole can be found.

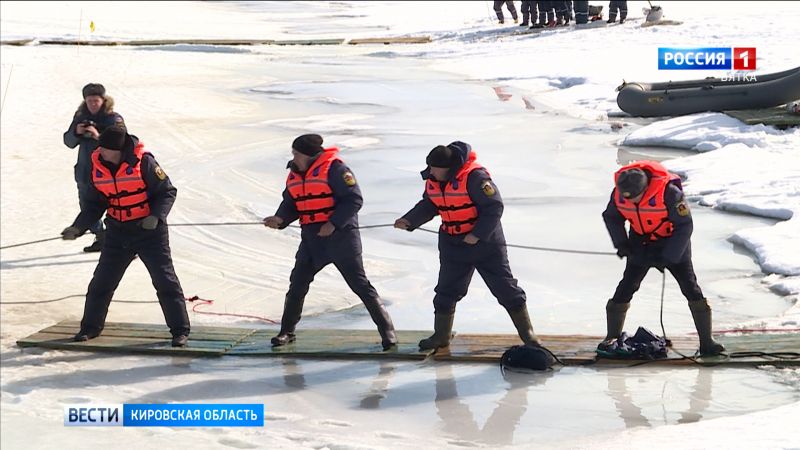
[89,21,95,32]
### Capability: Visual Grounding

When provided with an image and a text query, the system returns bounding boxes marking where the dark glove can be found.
[140,216,159,230]
[61,226,82,240]
[615,243,631,259]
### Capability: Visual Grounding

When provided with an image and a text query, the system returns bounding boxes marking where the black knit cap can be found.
[426,145,455,168]
[292,134,324,156]
[617,168,649,198]
[82,83,106,99]
[98,125,127,151]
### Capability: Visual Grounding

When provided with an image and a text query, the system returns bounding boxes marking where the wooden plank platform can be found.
[17,321,255,357]
[273,39,345,46]
[348,36,432,45]
[726,108,800,129]
[0,38,35,46]
[16,321,800,367]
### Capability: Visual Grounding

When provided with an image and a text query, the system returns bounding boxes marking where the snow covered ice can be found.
[2,1,799,448]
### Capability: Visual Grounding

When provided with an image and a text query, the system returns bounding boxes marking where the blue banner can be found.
[658,47,732,70]
[123,404,264,427]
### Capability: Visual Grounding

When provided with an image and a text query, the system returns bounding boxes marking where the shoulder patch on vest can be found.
[481,180,496,197]
[155,165,167,181]
[676,200,690,217]
[343,171,356,187]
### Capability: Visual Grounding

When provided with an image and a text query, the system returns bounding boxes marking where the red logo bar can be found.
[732,47,757,70]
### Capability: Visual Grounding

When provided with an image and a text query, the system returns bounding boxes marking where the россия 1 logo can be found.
[658,47,756,70]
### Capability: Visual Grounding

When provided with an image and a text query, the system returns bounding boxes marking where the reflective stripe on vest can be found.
[613,160,680,241]
[91,143,151,222]
[286,147,341,225]
[426,157,485,235]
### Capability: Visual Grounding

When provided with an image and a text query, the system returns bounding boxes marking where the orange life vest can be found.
[286,147,342,225]
[91,142,151,222]
[426,151,486,235]
[613,160,681,241]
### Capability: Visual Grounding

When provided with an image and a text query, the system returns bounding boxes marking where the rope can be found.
[1,222,616,255]
[660,270,668,341]
[0,236,63,250]
[1,64,13,115]
[1,294,280,324]
[655,270,706,366]
[414,227,616,256]
[169,221,263,227]
[0,294,156,305]
[185,295,280,325]
[711,328,800,334]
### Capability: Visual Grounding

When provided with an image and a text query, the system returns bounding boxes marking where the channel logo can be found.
[64,404,264,427]
[658,47,756,70]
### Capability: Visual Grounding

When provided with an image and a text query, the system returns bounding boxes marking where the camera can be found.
[80,120,97,139]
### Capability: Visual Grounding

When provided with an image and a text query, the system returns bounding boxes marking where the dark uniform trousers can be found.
[433,240,526,314]
[537,1,556,24]
[608,0,627,21]
[493,0,518,21]
[611,257,704,304]
[80,221,190,337]
[280,230,392,340]
[521,1,538,25]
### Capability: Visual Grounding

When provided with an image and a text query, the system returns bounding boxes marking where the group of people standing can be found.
[494,1,628,27]
[60,82,724,359]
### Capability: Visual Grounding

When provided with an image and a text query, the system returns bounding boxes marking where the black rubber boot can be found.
[507,305,542,346]
[604,299,630,341]
[73,330,101,342]
[171,335,188,347]
[362,297,398,351]
[688,299,725,356]
[83,230,105,253]
[271,295,304,347]
[419,314,454,350]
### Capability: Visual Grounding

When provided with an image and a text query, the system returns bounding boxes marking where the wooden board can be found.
[229,329,433,360]
[0,39,35,46]
[16,321,800,367]
[725,107,800,128]
[35,39,276,46]
[348,36,431,45]
[16,321,256,357]
[272,39,345,45]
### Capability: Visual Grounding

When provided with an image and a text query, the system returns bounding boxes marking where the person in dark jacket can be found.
[63,83,125,252]
[395,141,547,353]
[601,161,724,356]
[263,134,397,351]
[61,126,190,347]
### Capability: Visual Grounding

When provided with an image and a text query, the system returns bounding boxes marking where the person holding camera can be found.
[601,160,724,356]
[63,83,125,252]
[61,126,190,347]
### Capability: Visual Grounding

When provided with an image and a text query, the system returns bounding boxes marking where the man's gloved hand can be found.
[615,242,632,259]
[262,216,284,229]
[140,216,159,230]
[61,226,82,240]
[394,218,411,231]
